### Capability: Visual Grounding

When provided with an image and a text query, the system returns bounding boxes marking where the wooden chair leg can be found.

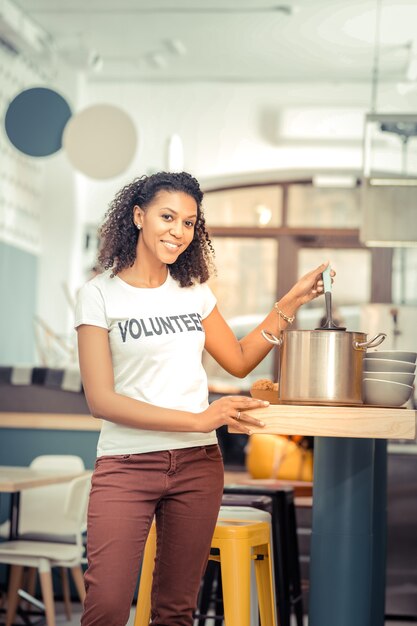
[39,569,56,626]
[134,527,156,626]
[70,565,86,605]
[6,565,24,626]
[23,567,38,611]
[60,567,72,620]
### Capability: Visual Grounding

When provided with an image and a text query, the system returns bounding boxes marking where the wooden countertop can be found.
[228,404,416,440]
[0,412,101,431]
[2,406,415,440]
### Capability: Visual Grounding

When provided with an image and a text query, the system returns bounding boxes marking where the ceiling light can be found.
[363,113,417,180]
[406,39,417,81]
[89,51,103,72]
[148,52,167,69]
[313,175,357,188]
[407,58,417,82]
[59,46,103,72]
[166,134,184,172]
[396,82,417,96]
[255,204,272,226]
[164,38,187,56]
[361,4,417,247]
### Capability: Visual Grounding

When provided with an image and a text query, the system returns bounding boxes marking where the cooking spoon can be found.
[317,265,346,331]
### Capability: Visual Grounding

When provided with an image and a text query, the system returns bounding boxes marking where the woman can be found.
[75,171,331,626]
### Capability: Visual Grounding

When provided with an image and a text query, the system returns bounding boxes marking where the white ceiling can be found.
[10,0,417,84]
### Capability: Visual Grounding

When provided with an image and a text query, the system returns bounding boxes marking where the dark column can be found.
[370,439,388,626]
[309,437,375,626]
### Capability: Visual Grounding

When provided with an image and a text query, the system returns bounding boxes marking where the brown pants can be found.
[81,444,224,626]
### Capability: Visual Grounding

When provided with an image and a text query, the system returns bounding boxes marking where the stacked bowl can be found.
[363,350,417,407]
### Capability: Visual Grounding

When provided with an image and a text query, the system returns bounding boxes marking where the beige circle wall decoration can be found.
[63,104,137,179]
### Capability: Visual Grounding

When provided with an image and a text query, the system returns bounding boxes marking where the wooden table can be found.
[0,465,91,624]
[224,469,313,498]
[0,465,91,540]
[229,404,417,626]
[228,403,416,440]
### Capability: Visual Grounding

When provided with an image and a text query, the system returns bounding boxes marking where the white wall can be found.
[75,80,417,224]
[36,77,417,346]
[0,47,81,359]
[3,47,417,364]
[34,68,81,358]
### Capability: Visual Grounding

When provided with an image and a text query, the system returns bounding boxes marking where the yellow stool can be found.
[134,519,277,626]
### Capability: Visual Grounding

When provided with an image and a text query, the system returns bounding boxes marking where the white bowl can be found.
[363,358,416,374]
[366,350,417,364]
[363,378,414,407]
[363,371,415,386]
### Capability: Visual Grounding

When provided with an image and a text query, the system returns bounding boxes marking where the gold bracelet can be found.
[274,303,295,324]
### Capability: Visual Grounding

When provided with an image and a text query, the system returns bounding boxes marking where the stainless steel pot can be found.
[261,329,386,405]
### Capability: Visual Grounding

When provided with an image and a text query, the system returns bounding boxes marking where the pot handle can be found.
[353,332,387,350]
[261,330,283,346]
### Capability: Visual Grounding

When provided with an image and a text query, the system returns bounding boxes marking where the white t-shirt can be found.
[74,270,218,456]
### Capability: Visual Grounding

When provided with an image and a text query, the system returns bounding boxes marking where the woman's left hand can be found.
[286,261,335,308]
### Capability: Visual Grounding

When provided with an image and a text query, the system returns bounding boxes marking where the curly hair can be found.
[97,171,215,287]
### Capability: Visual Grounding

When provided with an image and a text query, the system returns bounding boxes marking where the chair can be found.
[0,473,91,626]
[224,483,304,626]
[196,499,274,625]
[135,516,277,626]
[0,455,86,619]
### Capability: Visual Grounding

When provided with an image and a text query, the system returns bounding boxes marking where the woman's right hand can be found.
[197,395,268,434]
[284,261,335,310]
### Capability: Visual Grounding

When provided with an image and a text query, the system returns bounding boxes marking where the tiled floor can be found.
[50,602,413,625]
[2,596,413,624]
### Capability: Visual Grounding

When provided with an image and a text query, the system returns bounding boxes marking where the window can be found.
[204,185,282,227]
[209,237,278,319]
[297,248,372,331]
[200,177,396,390]
[392,248,417,306]
[287,184,360,228]
[203,237,278,391]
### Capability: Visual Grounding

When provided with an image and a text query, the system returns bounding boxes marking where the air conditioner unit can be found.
[0,0,52,56]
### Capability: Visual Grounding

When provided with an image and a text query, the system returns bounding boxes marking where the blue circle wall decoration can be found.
[5,87,72,157]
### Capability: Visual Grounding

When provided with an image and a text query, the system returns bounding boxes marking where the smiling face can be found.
[133,190,198,265]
